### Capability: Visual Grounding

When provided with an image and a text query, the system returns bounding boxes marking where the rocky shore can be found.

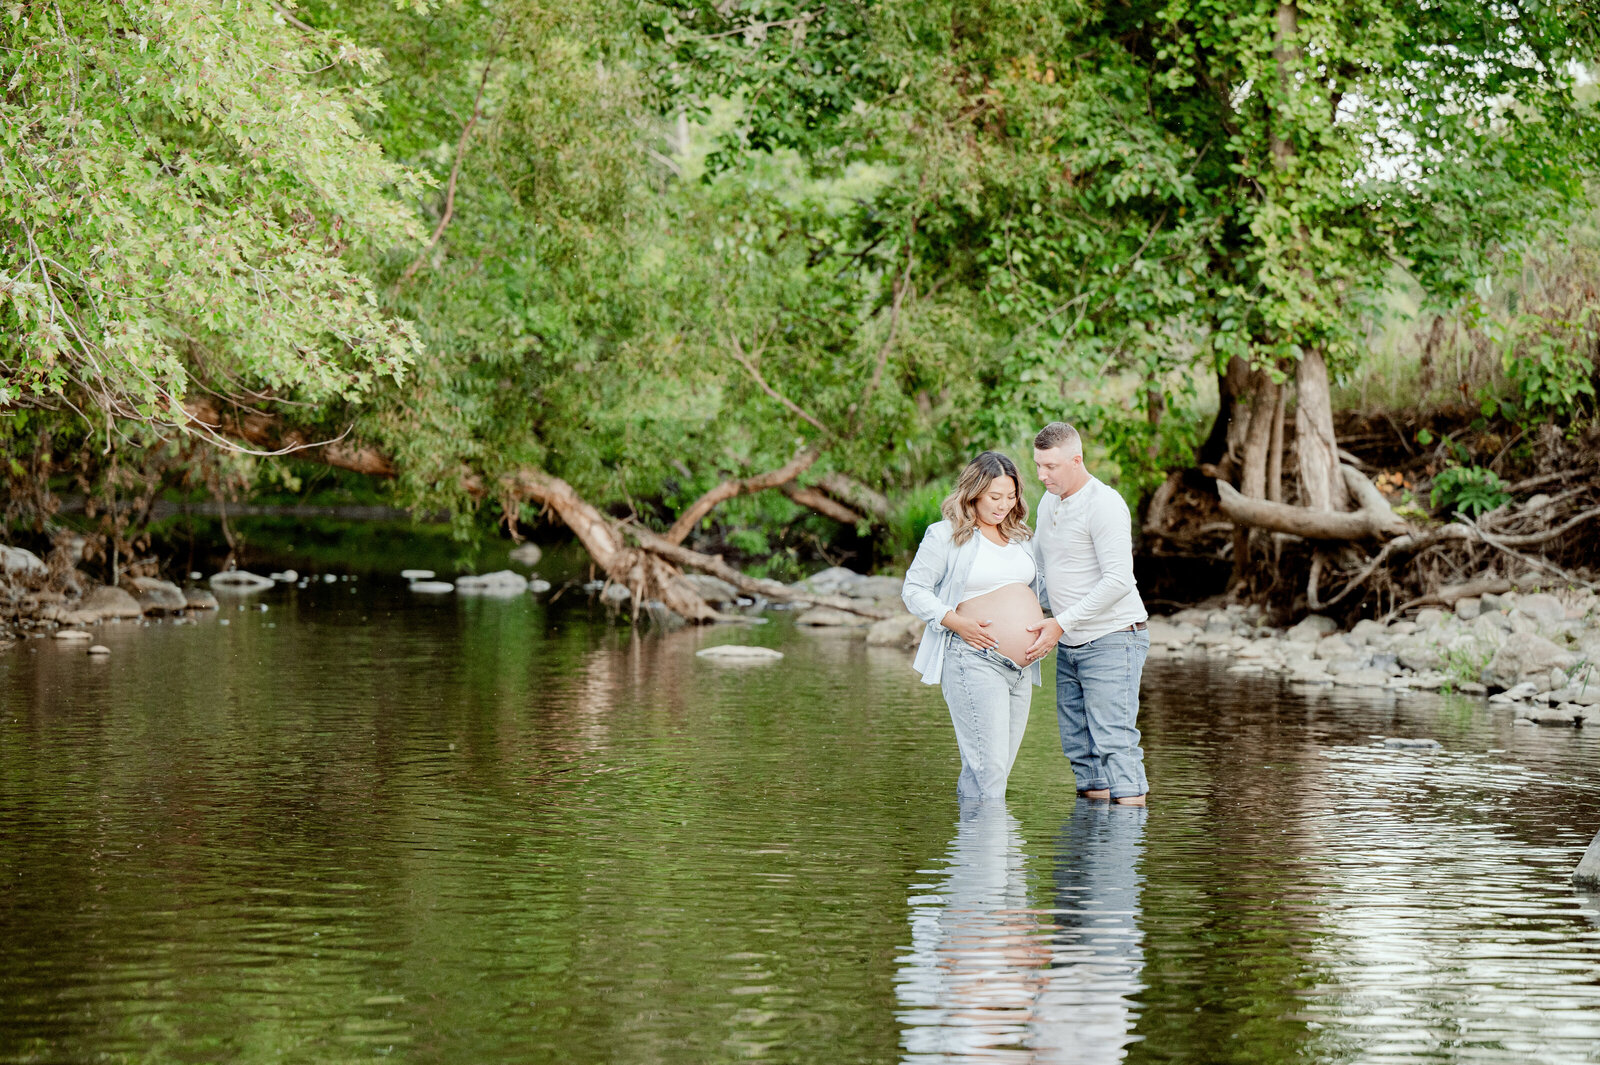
[686,566,1600,728]
[10,539,1596,730]
[1,543,223,640]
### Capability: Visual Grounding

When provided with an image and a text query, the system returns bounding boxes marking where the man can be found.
[1023,422,1150,806]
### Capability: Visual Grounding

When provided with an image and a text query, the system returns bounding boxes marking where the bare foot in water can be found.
[1078,789,1111,800]
[1113,794,1147,806]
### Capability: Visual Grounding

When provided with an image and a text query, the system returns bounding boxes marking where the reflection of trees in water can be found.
[897,801,1147,1063]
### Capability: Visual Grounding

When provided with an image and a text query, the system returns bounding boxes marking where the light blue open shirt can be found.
[900,519,1052,687]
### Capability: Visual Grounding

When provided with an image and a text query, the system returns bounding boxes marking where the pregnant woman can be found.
[903,451,1050,800]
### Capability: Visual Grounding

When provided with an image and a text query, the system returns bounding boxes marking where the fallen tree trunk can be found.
[779,482,865,525]
[628,527,891,619]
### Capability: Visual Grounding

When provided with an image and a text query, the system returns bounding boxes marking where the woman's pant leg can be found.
[1003,664,1031,780]
[941,646,1019,799]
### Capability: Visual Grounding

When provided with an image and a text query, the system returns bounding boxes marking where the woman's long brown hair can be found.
[940,451,1032,546]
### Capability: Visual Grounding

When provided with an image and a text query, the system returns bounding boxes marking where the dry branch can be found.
[665,448,820,543]
[780,482,865,525]
[183,397,397,477]
[813,472,891,523]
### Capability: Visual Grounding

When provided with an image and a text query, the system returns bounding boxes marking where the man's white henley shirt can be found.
[1035,476,1148,646]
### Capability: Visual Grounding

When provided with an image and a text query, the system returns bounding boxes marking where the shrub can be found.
[1429,465,1511,518]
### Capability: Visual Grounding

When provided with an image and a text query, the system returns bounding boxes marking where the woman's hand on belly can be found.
[941,611,998,651]
[956,584,1047,665]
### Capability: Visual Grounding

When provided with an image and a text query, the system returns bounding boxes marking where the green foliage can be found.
[1429,465,1512,519]
[1501,307,1598,422]
[0,0,424,421]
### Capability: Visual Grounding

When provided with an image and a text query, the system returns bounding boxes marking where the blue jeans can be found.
[940,643,1032,799]
[1055,629,1149,799]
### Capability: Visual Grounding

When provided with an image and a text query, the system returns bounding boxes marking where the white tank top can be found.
[958,535,1036,602]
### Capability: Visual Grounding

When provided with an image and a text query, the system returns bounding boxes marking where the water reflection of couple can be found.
[897,801,1148,1063]
[902,422,1152,806]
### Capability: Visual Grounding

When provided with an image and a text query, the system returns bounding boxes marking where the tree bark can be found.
[1294,349,1350,511]
[1197,356,1253,472]
[1266,383,1287,503]
[1240,372,1280,500]
[1217,466,1405,540]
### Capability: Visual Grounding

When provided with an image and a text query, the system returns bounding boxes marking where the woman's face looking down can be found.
[976,475,1017,528]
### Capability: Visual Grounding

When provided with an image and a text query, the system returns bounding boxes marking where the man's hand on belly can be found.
[1024,618,1064,660]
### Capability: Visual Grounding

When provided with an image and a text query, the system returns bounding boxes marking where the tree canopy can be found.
[3,0,1599,580]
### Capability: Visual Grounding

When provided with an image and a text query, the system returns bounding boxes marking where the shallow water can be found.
[3,584,1599,1064]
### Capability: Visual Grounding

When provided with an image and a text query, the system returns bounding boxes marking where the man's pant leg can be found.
[1075,629,1149,799]
[1055,646,1106,792]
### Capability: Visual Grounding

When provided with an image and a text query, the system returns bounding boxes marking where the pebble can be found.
[87,645,110,655]
[401,569,435,581]
[1382,737,1443,749]
[53,629,91,641]
[409,581,454,594]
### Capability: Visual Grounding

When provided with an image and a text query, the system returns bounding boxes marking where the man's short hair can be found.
[1033,421,1082,457]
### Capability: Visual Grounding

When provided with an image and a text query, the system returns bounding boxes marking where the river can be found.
[3,577,1600,1064]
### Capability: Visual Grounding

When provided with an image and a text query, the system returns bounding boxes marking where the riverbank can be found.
[698,566,1600,727]
[9,540,1597,730]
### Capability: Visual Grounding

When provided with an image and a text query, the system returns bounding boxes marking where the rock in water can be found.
[1576,830,1600,888]
[210,570,275,593]
[400,569,435,581]
[509,542,543,566]
[455,570,528,596]
[696,645,784,661]
[184,589,219,610]
[795,607,874,628]
[409,581,454,594]
[675,574,740,604]
[528,579,552,594]
[79,584,143,620]
[121,576,187,614]
[1382,737,1443,749]
[866,614,925,648]
[53,629,92,641]
[88,645,110,656]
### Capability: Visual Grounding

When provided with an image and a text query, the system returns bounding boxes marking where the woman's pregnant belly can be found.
[955,583,1047,666]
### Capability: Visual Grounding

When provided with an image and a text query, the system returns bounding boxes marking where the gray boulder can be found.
[509,542,543,566]
[456,570,528,596]
[1349,619,1387,644]
[1395,638,1444,672]
[1456,596,1482,620]
[1481,592,1513,613]
[0,545,48,586]
[1483,632,1577,689]
[1414,607,1447,629]
[184,588,219,610]
[866,614,926,648]
[122,576,187,614]
[79,584,143,620]
[795,607,874,628]
[848,575,905,602]
[1516,593,1566,624]
[676,574,740,604]
[795,566,861,596]
[1287,615,1338,643]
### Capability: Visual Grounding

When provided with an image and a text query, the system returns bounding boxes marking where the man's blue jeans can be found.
[1055,628,1149,799]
